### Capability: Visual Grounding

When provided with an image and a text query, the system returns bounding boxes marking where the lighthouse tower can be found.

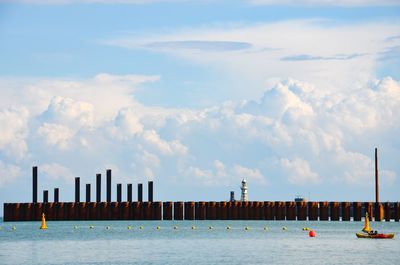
[240,179,248,202]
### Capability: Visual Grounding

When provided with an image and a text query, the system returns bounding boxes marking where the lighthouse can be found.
[240,179,248,202]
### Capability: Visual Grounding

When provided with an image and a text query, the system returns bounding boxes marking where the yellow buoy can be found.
[302,227,310,231]
[282,226,288,231]
[245,226,250,231]
[226,226,231,230]
[40,213,48,230]
[106,226,111,230]
[12,226,17,230]
[127,226,132,230]
[89,225,94,229]
[139,226,144,230]
[208,226,213,230]
[191,226,196,230]
[156,226,161,230]
[173,226,178,230]
[264,227,269,231]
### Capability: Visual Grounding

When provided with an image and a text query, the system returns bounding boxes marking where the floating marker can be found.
[309,230,316,237]
[106,226,111,230]
[156,226,161,230]
[226,226,231,230]
[191,226,196,230]
[40,213,47,230]
[264,227,269,231]
[89,225,94,229]
[282,226,288,230]
[245,226,250,231]
[173,226,178,230]
[74,225,78,229]
[127,226,132,230]
[139,226,144,230]
[12,226,16,230]
[208,226,213,230]
[302,227,310,231]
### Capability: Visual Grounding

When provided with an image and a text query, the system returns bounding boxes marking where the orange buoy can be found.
[309,230,316,237]
[40,213,48,230]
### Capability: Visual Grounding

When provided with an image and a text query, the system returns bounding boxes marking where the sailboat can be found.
[356,212,394,239]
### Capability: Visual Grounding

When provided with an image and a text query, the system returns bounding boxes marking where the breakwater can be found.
[3,201,400,222]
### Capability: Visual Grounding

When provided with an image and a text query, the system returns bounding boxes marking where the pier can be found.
[2,162,399,222]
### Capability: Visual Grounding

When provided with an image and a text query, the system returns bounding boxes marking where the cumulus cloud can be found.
[0,107,29,160]
[37,123,74,150]
[0,161,21,186]
[280,158,320,184]
[142,130,188,156]
[0,74,398,201]
[40,163,77,184]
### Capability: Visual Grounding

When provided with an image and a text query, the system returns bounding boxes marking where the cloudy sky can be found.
[1,0,400,212]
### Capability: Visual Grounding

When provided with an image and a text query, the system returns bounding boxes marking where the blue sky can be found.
[1,0,400,213]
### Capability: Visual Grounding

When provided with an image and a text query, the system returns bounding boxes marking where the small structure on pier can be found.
[240,179,248,202]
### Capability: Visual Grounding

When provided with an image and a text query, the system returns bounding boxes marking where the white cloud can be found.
[0,107,29,160]
[0,74,398,201]
[280,158,321,184]
[106,20,400,100]
[37,123,74,150]
[142,130,188,156]
[0,161,21,187]
[40,163,77,184]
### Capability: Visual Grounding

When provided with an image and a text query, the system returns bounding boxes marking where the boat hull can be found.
[356,233,395,239]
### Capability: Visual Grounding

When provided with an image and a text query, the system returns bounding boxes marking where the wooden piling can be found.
[206,201,217,220]
[341,202,351,221]
[240,201,249,220]
[88,202,97,220]
[99,202,110,220]
[142,202,152,220]
[264,201,275,220]
[184,201,195,220]
[163,202,173,220]
[152,201,162,220]
[80,202,89,220]
[220,201,228,220]
[374,203,384,221]
[296,201,307,221]
[20,203,32,221]
[247,201,254,220]
[286,201,296,220]
[308,202,318,221]
[364,202,373,221]
[319,202,329,221]
[57,202,65,220]
[384,202,391,222]
[122,202,130,220]
[174,202,184,220]
[395,202,400,222]
[33,202,43,221]
[330,202,340,221]
[257,201,264,220]
[353,202,362,221]
[46,202,55,221]
[275,201,285,220]
[132,202,141,220]
[230,201,239,220]
[3,203,10,221]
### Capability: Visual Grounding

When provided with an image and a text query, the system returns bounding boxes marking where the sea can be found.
[0,219,399,265]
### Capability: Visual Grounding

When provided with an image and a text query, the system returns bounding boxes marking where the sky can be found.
[1,0,400,214]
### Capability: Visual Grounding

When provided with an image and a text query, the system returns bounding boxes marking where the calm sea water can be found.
[0,219,399,265]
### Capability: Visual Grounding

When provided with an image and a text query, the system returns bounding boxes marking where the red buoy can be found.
[309,230,316,237]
